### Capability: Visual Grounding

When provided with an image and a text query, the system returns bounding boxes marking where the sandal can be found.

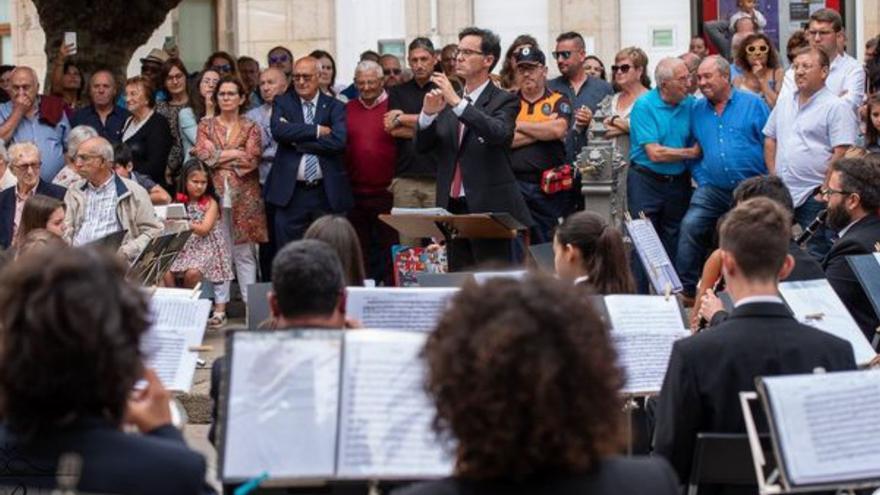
[208,313,227,329]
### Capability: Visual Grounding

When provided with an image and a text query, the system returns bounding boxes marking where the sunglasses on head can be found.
[212,64,232,73]
[269,54,290,64]
[552,50,572,60]
[611,64,632,73]
[383,68,402,75]
[746,44,769,54]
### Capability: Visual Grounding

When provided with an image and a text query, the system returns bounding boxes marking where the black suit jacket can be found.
[415,82,532,227]
[654,302,856,486]
[266,91,353,212]
[0,180,67,248]
[822,214,880,342]
[392,457,679,495]
[0,418,213,494]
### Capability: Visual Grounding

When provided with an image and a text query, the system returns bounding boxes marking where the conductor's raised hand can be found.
[422,89,447,116]
[430,72,461,107]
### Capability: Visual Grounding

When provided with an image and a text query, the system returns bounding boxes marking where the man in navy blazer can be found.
[266,56,352,250]
[819,156,880,342]
[415,27,532,271]
[0,142,66,248]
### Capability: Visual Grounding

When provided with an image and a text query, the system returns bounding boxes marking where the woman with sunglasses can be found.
[602,47,650,212]
[733,33,784,108]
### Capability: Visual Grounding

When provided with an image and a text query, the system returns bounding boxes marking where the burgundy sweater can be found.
[344,97,397,196]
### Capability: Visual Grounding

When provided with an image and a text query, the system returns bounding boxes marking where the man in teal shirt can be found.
[628,57,700,294]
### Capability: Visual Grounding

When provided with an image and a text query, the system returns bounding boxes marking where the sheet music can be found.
[604,295,686,333]
[471,270,527,285]
[762,370,880,486]
[346,287,458,332]
[336,331,452,478]
[141,295,211,391]
[779,279,876,365]
[604,295,689,393]
[613,330,690,393]
[390,207,452,216]
[222,330,343,482]
[625,219,683,293]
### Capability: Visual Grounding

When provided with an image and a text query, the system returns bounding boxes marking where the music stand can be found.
[128,230,193,286]
[379,212,525,242]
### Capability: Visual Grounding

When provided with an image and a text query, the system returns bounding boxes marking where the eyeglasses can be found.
[552,50,573,60]
[166,73,185,82]
[269,54,291,64]
[611,64,632,73]
[746,44,769,54]
[292,74,315,81]
[212,64,233,73]
[73,154,102,163]
[807,29,836,38]
[383,68,402,76]
[454,48,484,58]
[12,162,40,172]
[202,77,219,86]
[819,187,852,198]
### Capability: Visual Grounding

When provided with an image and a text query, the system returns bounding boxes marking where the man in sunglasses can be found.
[380,54,404,88]
[546,31,612,164]
[778,8,863,113]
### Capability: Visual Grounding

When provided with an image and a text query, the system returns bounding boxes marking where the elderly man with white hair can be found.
[64,135,161,260]
[628,56,701,295]
[0,141,67,248]
[344,59,398,285]
[0,66,70,182]
[0,139,15,191]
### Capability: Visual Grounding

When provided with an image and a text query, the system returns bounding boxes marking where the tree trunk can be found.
[33,0,182,90]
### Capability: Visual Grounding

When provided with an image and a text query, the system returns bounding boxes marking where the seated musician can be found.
[395,274,680,495]
[653,198,857,491]
[0,246,214,494]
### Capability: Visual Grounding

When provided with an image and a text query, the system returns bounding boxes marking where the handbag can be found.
[540,164,574,195]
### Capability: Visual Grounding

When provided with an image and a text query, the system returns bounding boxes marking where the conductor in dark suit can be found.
[415,27,532,271]
[394,274,680,495]
[266,56,352,250]
[0,247,213,495]
[0,142,66,248]
[819,156,880,342]
[654,198,857,492]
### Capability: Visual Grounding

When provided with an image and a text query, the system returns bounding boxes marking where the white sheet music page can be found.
[222,330,342,482]
[345,287,458,332]
[141,295,211,391]
[625,219,683,293]
[604,295,689,394]
[779,279,876,365]
[761,370,880,486]
[336,330,452,479]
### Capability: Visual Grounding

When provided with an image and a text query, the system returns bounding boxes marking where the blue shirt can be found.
[547,75,613,161]
[70,104,131,144]
[690,88,769,189]
[629,88,694,175]
[0,100,69,182]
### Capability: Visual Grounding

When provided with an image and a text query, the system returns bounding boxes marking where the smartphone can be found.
[163,36,177,52]
[64,32,77,55]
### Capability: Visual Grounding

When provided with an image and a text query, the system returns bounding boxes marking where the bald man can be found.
[0,66,70,181]
[265,57,352,250]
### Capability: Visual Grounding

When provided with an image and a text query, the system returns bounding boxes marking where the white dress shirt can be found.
[734,294,784,307]
[762,86,858,207]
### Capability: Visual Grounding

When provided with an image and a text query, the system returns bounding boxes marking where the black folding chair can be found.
[687,432,771,495]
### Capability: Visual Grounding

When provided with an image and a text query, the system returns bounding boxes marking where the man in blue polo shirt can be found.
[71,70,130,144]
[677,56,769,299]
[629,57,700,293]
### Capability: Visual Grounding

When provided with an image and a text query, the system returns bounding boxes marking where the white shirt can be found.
[763,86,858,207]
[734,294,784,308]
[0,168,16,191]
[296,93,323,181]
[72,174,121,246]
[780,52,865,112]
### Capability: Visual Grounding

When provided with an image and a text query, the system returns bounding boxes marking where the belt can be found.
[296,179,323,189]
[631,164,686,183]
